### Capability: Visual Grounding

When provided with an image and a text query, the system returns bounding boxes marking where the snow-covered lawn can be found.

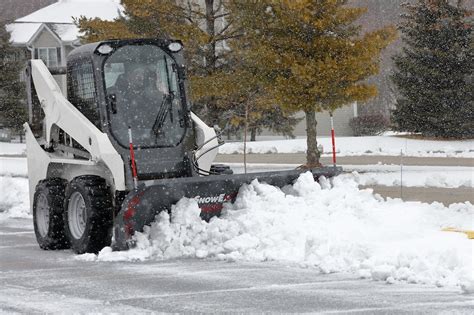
[76,173,473,292]
[220,136,474,158]
[3,136,474,158]
[0,142,26,156]
[0,157,28,177]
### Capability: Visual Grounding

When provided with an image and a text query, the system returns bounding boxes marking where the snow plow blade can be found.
[113,166,342,250]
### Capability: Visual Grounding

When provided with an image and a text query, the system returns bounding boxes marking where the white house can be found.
[7,0,123,93]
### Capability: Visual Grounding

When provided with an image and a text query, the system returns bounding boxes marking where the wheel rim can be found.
[36,193,49,237]
[68,191,87,239]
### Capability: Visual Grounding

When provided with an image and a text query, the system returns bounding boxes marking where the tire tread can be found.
[33,178,69,250]
[64,175,113,254]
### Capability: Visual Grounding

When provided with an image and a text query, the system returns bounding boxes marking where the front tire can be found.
[33,178,70,250]
[64,176,113,254]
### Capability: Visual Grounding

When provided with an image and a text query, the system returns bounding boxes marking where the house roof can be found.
[6,22,43,45]
[16,0,123,24]
[50,23,80,42]
[7,0,123,45]
[0,0,56,23]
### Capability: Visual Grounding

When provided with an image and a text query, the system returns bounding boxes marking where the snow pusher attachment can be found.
[24,38,341,254]
[114,167,341,250]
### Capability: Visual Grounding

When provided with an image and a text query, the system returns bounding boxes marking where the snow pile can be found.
[0,176,30,219]
[219,136,474,157]
[79,173,474,290]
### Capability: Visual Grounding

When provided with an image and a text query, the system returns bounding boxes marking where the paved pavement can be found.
[362,186,473,205]
[1,218,473,313]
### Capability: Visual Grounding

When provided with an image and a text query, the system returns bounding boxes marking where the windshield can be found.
[104,44,185,148]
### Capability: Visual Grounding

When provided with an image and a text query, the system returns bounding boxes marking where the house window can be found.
[34,47,62,67]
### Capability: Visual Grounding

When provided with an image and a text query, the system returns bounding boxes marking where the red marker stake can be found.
[128,127,138,190]
[330,113,336,167]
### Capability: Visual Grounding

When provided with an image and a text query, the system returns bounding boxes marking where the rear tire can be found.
[64,176,113,254]
[33,178,70,250]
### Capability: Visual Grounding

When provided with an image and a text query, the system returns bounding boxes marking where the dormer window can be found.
[34,47,62,67]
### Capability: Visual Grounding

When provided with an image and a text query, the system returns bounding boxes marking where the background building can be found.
[5,0,122,93]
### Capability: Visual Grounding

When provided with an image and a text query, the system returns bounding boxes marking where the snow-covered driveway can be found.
[1,218,473,313]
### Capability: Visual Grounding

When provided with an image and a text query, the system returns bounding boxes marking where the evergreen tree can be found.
[0,22,27,133]
[392,0,473,138]
[231,0,396,166]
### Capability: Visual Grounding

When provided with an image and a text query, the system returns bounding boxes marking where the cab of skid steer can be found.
[65,39,197,188]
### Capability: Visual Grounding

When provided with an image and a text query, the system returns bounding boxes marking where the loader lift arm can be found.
[24,60,126,207]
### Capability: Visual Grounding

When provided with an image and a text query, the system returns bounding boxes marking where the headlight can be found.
[168,42,183,52]
[96,44,114,55]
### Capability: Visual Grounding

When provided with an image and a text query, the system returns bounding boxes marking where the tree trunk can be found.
[250,127,257,141]
[304,109,321,166]
[204,0,219,126]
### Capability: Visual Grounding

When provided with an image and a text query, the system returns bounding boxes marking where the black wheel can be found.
[33,178,70,250]
[63,176,113,254]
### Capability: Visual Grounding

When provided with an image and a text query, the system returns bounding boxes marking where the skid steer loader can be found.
[24,38,341,254]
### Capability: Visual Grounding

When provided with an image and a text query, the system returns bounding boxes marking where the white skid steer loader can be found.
[24,38,341,254]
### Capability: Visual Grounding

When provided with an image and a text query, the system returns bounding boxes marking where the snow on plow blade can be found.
[113,167,342,250]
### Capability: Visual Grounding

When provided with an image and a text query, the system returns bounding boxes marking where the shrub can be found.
[349,114,390,136]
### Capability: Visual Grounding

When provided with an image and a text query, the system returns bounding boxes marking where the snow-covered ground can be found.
[2,173,473,292]
[0,142,26,156]
[227,163,473,189]
[220,136,474,157]
[0,176,30,220]
[74,173,473,292]
[1,142,472,293]
[3,136,474,158]
[343,166,473,189]
[0,157,28,177]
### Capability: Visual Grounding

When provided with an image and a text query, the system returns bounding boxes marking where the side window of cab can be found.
[67,59,101,129]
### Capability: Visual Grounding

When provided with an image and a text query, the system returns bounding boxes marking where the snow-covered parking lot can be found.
[1,139,473,312]
[74,173,474,292]
[1,173,473,313]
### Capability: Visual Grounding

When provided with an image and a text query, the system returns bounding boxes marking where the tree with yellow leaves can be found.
[231,0,397,166]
